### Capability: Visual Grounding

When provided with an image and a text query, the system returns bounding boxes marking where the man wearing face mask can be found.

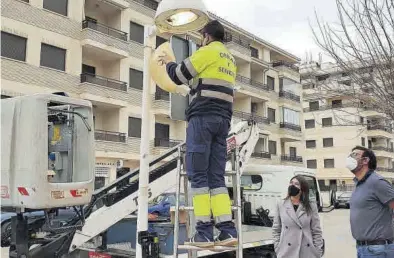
[158,20,237,247]
[347,146,394,257]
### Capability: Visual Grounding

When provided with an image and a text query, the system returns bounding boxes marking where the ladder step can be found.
[175,206,239,211]
[178,245,237,251]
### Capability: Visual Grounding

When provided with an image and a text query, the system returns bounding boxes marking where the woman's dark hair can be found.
[286,175,312,215]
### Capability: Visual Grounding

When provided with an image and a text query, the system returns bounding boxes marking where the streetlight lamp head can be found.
[154,0,209,34]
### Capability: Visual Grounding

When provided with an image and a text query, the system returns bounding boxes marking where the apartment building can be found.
[300,61,394,189]
[1,0,305,188]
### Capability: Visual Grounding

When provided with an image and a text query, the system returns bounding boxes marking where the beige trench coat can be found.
[272,199,324,258]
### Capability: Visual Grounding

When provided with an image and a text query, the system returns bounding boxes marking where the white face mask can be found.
[346,156,358,172]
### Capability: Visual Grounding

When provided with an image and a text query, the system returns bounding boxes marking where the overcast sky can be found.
[203,0,339,62]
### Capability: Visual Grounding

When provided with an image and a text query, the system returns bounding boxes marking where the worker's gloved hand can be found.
[175,84,190,96]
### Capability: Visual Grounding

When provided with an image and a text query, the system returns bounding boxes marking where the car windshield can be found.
[340,192,352,198]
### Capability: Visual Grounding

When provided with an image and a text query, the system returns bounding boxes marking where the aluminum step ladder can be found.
[172,146,243,258]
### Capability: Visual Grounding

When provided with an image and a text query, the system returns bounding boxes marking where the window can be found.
[240,175,262,190]
[322,117,332,127]
[43,0,68,16]
[82,64,96,75]
[309,101,319,111]
[360,116,364,124]
[130,21,144,43]
[129,68,143,90]
[307,160,317,169]
[268,108,276,123]
[306,140,316,148]
[279,78,283,91]
[40,43,66,71]
[155,123,170,140]
[323,138,334,147]
[128,117,141,137]
[94,177,106,190]
[269,140,277,155]
[282,107,300,125]
[250,47,258,58]
[324,159,335,168]
[251,103,258,113]
[305,119,315,129]
[267,76,275,90]
[156,36,167,48]
[331,99,342,108]
[1,32,27,61]
[289,147,297,157]
[361,137,366,147]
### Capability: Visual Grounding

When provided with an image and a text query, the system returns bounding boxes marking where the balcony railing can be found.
[236,75,271,91]
[280,122,302,132]
[279,90,301,103]
[272,61,300,72]
[252,152,271,159]
[95,130,126,143]
[133,0,158,10]
[376,167,394,172]
[233,110,270,124]
[82,20,128,41]
[155,91,170,101]
[154,138,182,148]
[224,33,250,49]
[371,146,394,152]
[367,124,393,133]
[81,73,128,92]
[281,155,303,163]
[303,103,358,112]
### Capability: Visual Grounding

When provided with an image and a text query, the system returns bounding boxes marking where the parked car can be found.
[334,191,352,209]
[148,192,186,217]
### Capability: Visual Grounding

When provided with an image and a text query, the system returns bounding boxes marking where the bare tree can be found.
[306,0,394,128]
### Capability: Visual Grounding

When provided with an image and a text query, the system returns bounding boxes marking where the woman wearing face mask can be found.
[272,175,324,258]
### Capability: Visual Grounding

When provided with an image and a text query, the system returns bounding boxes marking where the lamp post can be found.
[136,1,209,257]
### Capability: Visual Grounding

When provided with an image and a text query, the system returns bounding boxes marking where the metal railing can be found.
[371,146,394,152]
[251,152,271,159]
[154,138,183,148]
[233,110,270,124]
[95,130,126,143]
[281,155,303,163]
[303,103,358,112]
[367,124,393,133]
[133,0,158,10]
[155,91,170,101]
[279,90,301,102]
[272,61,300,72]
[236,75,271,91]
[80,73,128,91]
[82,20,128,41]
[280,122,302,131]
[376,167,394,172]
[224,33,250,49]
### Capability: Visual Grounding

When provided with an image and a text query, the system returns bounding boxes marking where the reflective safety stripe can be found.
[210,187,228,196]
[193,193,211,218]
[184,58,198,77]
[191,187,209,195]
[175,64,189,84]
[201,78,233,89]
[211,192,232,222]
[215,214,233,223]
[191,90,234,103]
[195,215,211,223]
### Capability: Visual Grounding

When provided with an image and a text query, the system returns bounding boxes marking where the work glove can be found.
[175,84,190,97]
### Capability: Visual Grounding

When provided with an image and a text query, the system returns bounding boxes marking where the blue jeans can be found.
[357,243,394,258]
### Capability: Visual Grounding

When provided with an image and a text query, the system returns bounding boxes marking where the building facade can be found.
[300,61,394,189]
[1,0,305,188]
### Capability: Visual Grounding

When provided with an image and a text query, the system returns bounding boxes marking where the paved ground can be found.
[1,209,356,257]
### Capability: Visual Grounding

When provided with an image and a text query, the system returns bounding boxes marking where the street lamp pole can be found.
[136,24,156,258]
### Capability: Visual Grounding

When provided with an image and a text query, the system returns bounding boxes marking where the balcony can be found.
[224,34,251,61]
[251,152,271,159]
[272,61,299,73]
[250,48,269,68]
[367,124,394,139]
[367,125,393,133]
[303,103,358,112]
[133,0,158,10]
[281,155,303,163]
[81,20,129,59]
[371,146,394,152]
[280,122,302,132]
[371,146,394,158]
[376,167,394,173]
[279,90,301,103]
[233,110,270,125]
[95,130,126,143]
[236,75,271,92]
[154,138,183,148]
[80,73,127,92]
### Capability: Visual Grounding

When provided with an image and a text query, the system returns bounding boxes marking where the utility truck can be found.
[1,93,326,258]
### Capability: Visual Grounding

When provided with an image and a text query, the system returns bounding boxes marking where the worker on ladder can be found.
[158,20,238,248]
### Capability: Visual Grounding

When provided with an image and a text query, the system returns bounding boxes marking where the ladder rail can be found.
[233,147,243,258]
[173,147,182,257]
